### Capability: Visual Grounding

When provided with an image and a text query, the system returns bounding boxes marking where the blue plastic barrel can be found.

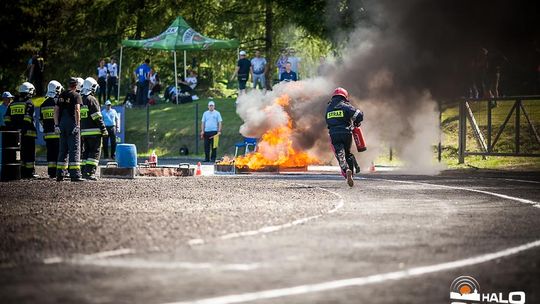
[115,144,137,168]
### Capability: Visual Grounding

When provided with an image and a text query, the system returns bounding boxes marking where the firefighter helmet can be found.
[82,77,99,96]
[332,87,349,100]
[46,80,64,98]
[76,77,84,93]
[18,82,36,96]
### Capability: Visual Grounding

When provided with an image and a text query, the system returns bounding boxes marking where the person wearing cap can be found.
[200,101,222,162]
[0,91,14,128]
[5,82,38,178]
[54,77,84,182]
[325,87,363,187]
[231,51,251,95]
[40,81,64,178]
[101,100,120,159]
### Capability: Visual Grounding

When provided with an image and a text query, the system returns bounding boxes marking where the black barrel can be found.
[0,131,21,181]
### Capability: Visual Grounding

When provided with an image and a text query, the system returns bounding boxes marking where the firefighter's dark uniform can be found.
[81,94,107,178]
[40,96,60,178]
[4,95,37,178]
[325,95,363,173]
[56,89,83,180]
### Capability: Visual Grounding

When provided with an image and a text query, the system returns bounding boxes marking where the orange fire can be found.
[235,95,319,169]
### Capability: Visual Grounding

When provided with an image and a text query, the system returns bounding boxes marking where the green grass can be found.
[441,99,540,170]
[124,98,244,157]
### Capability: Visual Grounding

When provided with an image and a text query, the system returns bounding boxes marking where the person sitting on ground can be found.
[178,70,199,100]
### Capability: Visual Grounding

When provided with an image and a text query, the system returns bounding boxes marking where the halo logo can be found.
[450,276,526,304]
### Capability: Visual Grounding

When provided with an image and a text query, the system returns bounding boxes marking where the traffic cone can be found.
[369,162,376,173]
[195,162,202,176]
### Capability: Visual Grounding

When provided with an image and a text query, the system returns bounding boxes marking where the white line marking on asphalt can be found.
[375,178,540,209]
[43,248,135,265]
[162,239,540,304]
[71,258,261,271]
[164,177,540,304]
[187,184,344,246]
[501,178,540,184]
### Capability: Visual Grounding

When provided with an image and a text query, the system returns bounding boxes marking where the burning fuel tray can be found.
[214,164,307,175]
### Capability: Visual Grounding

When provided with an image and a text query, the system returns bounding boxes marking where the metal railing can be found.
[458,96,540,163]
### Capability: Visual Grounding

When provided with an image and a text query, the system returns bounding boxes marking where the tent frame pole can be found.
[184,51,187,81]
[118,46,123,102]
[174,51,179,105]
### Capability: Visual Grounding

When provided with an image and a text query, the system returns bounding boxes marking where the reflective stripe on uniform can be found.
[44,132,60,139]
[48,162,57,168]
[327,110,344,119]
[24,130,37,137]
[91,112,102,120]
[22,162,35,169]
[68,165,80,170]
[352,109,361,120]
[57,163,68,170]
[24,115,32,123]
[85,158,99,166]
[81,128,101,136]
[41,107,55,119]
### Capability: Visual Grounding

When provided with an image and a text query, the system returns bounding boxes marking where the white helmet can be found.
[46,80,64,98]
[18,82,36,96]
[76,77,84,92]
[82,77,99,95]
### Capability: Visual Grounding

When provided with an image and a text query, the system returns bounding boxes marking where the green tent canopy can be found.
[121,16,238,51]
[118,16,239,103]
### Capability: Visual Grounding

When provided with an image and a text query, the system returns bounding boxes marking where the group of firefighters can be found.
[3,80,362,186]
[3,77,108,181]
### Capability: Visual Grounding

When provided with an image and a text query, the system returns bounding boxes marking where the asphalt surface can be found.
[1,168,539,304]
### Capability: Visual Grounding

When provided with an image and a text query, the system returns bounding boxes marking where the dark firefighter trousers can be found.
[45,138,59,177]
[21,135,36,178]
[330,132,357,173]
[57,121,82,178]
[82,135,102,176]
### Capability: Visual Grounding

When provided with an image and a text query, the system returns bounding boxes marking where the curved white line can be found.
[165,177,540,304]
[72,258,261,271]
[187,184,344,246]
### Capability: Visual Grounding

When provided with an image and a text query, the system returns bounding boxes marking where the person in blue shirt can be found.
[280,62,297,82]
[200,101,222,162]
[133,58,151,106]
[0,91,14,128]
[101,100,120,159]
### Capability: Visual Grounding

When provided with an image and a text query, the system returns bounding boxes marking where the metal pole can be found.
[389,147,393,161]
[515,99,521,154]
[195,103,199,155]
[118,46,123,102]
[184,50,187,81]
[458,100,466,164]
[438,101,442,162]
[487,99,492,152]
[146,103,150,152]
[174,51,178,105]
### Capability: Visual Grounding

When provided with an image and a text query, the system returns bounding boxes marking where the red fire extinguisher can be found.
[352,126,367,152]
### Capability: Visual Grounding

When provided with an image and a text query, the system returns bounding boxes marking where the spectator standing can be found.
[200,100,222,162]
[287,48,301,79]
[134,59,151,106]
[251,50,268,93]
[107,57,118,101]
[275,48,288,76]
[97,59,108,104]
[29,51,45,96]
[280,62,297,82]
[0,92,14,128]
[231,51,251,95]
[101,100,120,159]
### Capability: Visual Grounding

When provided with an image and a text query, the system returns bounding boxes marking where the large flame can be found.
[235,95,319,169]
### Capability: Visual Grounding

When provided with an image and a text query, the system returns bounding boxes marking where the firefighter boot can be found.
[86,165,98,181]
[81,164,89,179]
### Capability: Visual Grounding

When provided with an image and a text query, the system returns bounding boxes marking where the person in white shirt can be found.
[107,57,118,101]
[178,70,199,100]
[97,59,108,104]
[200,101,222,162]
